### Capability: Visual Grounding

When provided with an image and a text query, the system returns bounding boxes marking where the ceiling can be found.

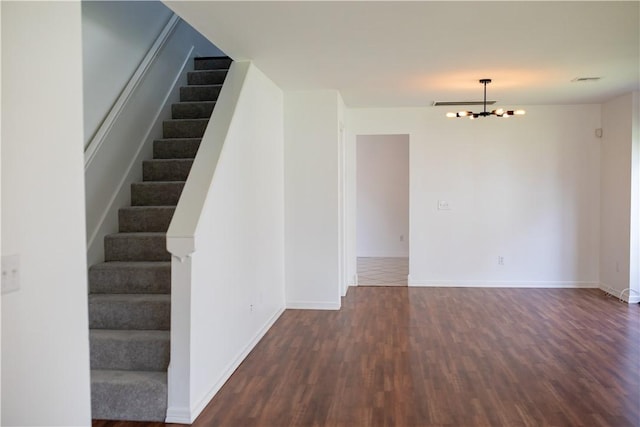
[166,1,640,108]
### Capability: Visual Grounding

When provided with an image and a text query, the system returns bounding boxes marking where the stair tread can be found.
[189,69,229,73]
[90,329,169,340]
[91,369,167,384]
[89,293,170,301]
[164,118,210,122]
[120,206,176,211]
[132,182,185,186]
[144,158,194,163]
[180,84,222,88]
[91,369,167,421]
[106,232,166,237]
[172,101,217,105]
[91,261,171,268]
[154,137,202,141]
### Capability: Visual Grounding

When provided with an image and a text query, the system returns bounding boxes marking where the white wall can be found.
[356,134,409,257]
[84,11,223,266]
[82,1,172,145]
[600,92,639,302]
[348,105,601,287]
[1,2,91,425]
[166,62,285,422]
[0,2,3,422]
[284,90,342,309]
[632,92,640,302]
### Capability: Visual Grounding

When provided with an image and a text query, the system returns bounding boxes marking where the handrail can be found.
[84,13,180,168]
[166,61,251,260]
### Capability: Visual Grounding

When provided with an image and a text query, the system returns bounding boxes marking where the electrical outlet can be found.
[2,254,21,294]
[498,256,504,266]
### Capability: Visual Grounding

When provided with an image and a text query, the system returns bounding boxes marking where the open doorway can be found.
[356,134,410,286]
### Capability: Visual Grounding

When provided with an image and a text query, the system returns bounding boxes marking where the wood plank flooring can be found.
[94,287,640,427]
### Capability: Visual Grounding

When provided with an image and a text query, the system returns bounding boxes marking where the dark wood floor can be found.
[94,287,640,427]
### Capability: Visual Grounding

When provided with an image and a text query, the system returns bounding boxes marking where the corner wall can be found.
[166,62,286,422]
[1,2,91,425]
[348,105,601,287]
[600,92,640,302]
[284,90,342,309]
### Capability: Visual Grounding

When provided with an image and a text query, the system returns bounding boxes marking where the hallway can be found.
[357,257,408,286]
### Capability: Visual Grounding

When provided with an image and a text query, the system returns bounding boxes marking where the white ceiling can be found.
[166,1,640,108]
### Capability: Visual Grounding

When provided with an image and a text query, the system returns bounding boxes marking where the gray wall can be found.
[82,1,172,146]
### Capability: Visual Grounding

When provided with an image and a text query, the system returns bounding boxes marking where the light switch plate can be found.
[2,254,21,294]
[438,200,451,210]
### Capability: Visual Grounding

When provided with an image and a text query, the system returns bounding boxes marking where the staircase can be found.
[88,56,232,421]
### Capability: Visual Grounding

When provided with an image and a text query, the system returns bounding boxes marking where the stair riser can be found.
[119,208,175,233]
[89,299,170,330]
[105,235,169,262]
[131,182,184,206]
[153,139,201,159]
[171,102,215,119]
[91,334,169,371]
[188,70,227,85]
[180,86,221,102]
[163,120,208,138]
[89,264,170,294]
[91,371,167,421]
[194,57,232,70]
[143,160,193,182]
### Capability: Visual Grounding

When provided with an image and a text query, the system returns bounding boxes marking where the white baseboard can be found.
[165,307,285,424]
[165,406,191,424]
[409,279,599,288]
[600,283,640,303]
[286,300,341,310]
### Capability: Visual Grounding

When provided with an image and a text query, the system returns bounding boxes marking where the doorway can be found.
[356,134,410,286]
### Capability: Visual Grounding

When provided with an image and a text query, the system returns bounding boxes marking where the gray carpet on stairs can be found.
[88,56,230,422]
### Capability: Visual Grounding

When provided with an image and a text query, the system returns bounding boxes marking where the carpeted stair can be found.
[89,56,232,422]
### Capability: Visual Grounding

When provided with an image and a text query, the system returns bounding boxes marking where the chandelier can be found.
[446,79,525,119]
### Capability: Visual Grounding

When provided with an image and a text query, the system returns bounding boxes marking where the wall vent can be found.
[433,100,497,107]
[571,77,601,82]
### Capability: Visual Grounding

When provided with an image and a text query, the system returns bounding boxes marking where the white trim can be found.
[286,301,341,310]
[600,283,640,304]
[85,45,194,254]
[84,14,180,166]
[409,280,599,288]
[165,407,191,424]
[165,307,286,424]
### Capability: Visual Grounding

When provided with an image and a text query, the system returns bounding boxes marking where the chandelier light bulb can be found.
[515,109,526,115]
[458,111,469,117]
[446,112,457,118]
